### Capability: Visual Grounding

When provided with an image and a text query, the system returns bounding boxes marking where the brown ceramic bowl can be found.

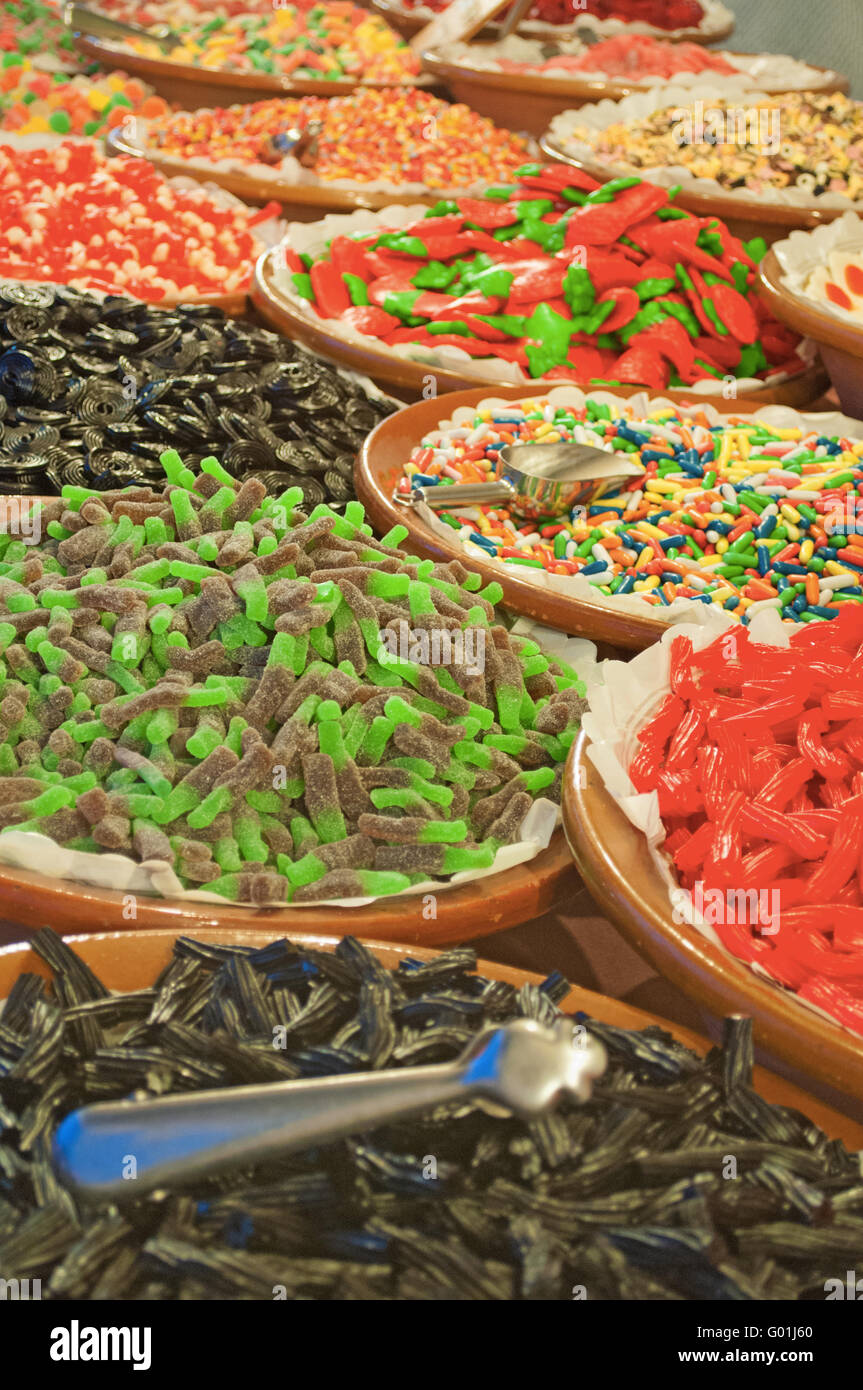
[759,246,863,422]
[0,497,577,940]
[0,831,577,946]
[105,124,511,218]
[423,51,848,137]
[563,730,863,1118]
[2,925,859,1147]
[251,246,828,406]
[72,34,436,109]
[374,0,735,44]
[355,384,859,648]
[540,134,859,249]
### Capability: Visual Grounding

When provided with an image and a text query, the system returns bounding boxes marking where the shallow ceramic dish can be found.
[759,226,863,421]
[2,924,859,1148]
[423,49,847,137]
[373,0,735,44]
[354,384,863,649]
[251,243,827,406]
[72,33,437,109]
[105,120,532,217]
[0,834,577,945]
[563,730,863,1115]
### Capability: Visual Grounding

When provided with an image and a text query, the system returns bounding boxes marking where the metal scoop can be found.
[397,441,643,522]
[52,1018,607,1199]
[64,3,180,54]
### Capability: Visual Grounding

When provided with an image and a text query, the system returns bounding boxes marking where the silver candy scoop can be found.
[397,441,643,522]
[52,1018,607,1199]
[64,3,180,54]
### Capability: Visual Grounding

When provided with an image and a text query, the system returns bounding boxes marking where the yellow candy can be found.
[780,503,801,522]
[88,90,109,112]
[716,538,729,554]
[799,538,815,562]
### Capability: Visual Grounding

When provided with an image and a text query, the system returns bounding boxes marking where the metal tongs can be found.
[64,3,181,55]
[398,441,644,522]
[52,1019,607,1199]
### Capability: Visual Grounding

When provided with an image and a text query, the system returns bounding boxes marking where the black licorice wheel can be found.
[0,283,397,501]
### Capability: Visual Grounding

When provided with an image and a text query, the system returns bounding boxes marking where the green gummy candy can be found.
[384,696,421,729]
[182,688,228,708]
[282,851,327,887]
[418,819,468,844]
[187,786,233,828]
[214,837,243,873]
[360,716,394,763]
[453,740,492,768]
[235,816,268,863]
[245,790,282,814]
[310,807,346,845]
[290,815,319,854]
[225,716,249,755]
[355,870,410,897]
[521,767,555,793]
[186,725,222,759]
[441,844,495,873]
[24,786,73,816]
[366,571,409,600]
[317,720,346,770]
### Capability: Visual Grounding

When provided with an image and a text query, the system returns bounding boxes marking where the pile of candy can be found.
[124,6,420,85]
[0,0,90,75]
[0,283,393,501]
[285,164,804,390]
[632,605,863,1034]
[402,0,708,30]
[0,459,583,903]
[494,36,737,79]
[566,92,863,201]
[804,248,863,321]
[146,88,531,189]
[398,397,863,624]
[0,142,279,300]
[0,70,167,137]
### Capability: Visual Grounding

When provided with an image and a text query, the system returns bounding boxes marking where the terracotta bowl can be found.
[354,383,860,650]
[251,246,828,406]
[540,134,859,249]
[0,832,577,946]
[759,246,863,422]
[563,730,863,1119]
[373,0,735,45]
[105,125,507,218]
[2,925,859,1147]
[72,34,437,109]
[0,496,578,939]
[422,52,848,137]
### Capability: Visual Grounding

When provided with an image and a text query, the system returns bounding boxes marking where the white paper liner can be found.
[772,211,863,332]
[583,617,863,1038]
[391,0,733,41]
[115,114,538,200]
[271,204,812,395]
[547,82,863,215]
[0,620,595,909]
[431,38,837,94]
[395,385,863,625]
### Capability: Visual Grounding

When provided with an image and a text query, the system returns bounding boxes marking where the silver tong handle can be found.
[396,481,514,509]
[64,3,177,50]
[53,1062,464,1200]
